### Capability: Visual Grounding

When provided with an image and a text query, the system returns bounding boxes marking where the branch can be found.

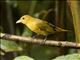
[0,33,80,49]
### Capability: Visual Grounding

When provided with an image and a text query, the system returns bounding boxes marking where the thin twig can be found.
[0,33,80,49]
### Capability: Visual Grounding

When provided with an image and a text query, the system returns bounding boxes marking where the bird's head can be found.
[16,15,31,25]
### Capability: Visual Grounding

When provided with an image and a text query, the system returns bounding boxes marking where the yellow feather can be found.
[16,15,68,36]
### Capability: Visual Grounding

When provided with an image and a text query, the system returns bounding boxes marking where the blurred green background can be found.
[0,0,79,60]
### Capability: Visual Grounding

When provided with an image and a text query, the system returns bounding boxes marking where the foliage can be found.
[52,53,80,60]
[0,39,22,52]
[13,56,34,60]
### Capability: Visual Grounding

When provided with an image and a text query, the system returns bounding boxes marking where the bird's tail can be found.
[49,23,69,32]
[55,27,68,32]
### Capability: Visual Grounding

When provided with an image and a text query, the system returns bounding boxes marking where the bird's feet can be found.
[42,36,47,44]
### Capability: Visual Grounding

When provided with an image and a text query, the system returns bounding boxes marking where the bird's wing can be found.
[36,20,54,33]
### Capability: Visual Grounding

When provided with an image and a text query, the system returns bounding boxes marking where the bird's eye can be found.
[22,17,25,20]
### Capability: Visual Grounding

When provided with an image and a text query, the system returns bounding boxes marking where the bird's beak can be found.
[16,20,21,23]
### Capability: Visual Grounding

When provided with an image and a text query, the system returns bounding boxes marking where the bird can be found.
[16,15,68,40]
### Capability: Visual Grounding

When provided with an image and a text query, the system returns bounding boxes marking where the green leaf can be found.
[52,53,80,60]
[13,56,34,60]
[0,39,23,52]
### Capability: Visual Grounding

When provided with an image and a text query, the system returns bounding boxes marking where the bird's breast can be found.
[26,22,39,32]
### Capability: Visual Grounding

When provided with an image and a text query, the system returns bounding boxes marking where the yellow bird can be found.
[16,15,68,38]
